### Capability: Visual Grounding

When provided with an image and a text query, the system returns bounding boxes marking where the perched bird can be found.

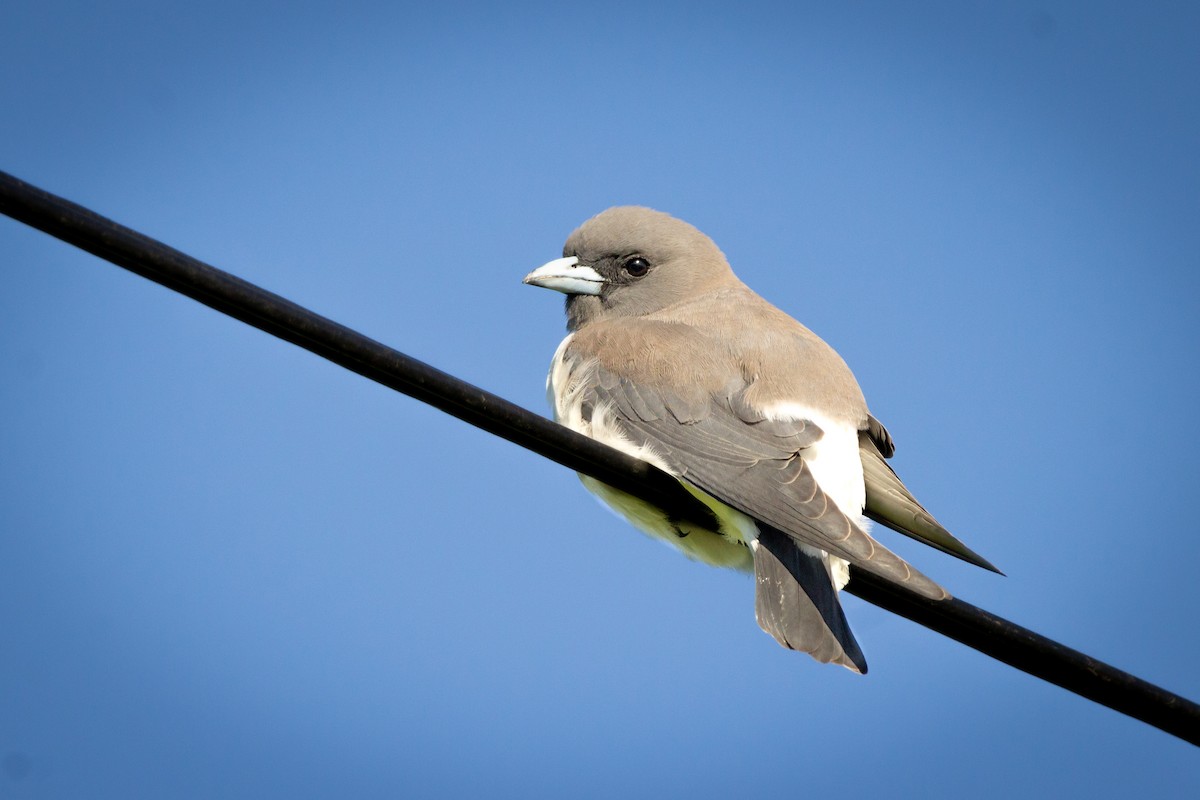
[524,207,997,672]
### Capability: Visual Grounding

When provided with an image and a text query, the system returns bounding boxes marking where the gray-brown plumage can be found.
[524,206,996,673]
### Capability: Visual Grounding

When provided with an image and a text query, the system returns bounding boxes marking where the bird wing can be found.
[861,416,1001,574]
[566,345,948,601]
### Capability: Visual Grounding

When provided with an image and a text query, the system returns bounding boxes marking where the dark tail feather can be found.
[753,525,868,674]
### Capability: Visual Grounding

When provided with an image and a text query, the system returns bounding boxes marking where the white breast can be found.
[546,336,755,571]
[547,335,675,474]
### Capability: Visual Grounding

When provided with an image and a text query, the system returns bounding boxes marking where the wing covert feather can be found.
[573,358,948,599]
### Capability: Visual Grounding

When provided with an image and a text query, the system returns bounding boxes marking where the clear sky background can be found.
[2,2,1198,797]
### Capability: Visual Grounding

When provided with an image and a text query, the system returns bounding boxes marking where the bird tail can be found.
[752,525,868,674]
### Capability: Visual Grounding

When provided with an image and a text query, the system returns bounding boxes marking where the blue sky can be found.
[2,1,1198,797]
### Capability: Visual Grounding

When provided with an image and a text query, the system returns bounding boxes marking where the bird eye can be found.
[622,256,651,277]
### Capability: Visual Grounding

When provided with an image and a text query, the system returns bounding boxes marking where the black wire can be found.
[2,169,1197,746]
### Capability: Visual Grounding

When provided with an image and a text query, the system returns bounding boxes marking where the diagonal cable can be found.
[2,170,1196,746]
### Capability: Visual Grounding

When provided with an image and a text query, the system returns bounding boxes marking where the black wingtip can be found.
[859,433,1001,576]
[921,531,1005,576]
[951,543,1005,576]
[861,508,1004,576]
